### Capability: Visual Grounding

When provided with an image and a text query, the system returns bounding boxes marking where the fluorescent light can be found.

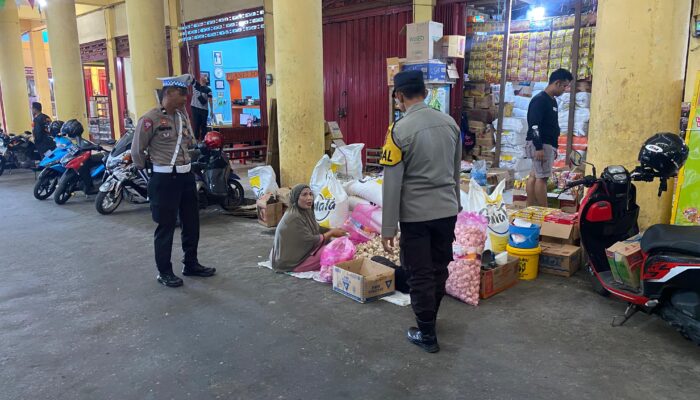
[38,0,47,7]
[528,6,546,21]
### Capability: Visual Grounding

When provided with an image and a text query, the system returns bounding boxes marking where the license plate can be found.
[68,147,79,155]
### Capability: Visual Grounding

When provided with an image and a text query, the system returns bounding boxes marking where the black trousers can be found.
[400,216,457,322]
[148,172,200,274]
[191,107,209,141]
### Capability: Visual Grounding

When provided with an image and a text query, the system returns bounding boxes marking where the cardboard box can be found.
[480,256,519,299]
[438,35,466,58]
[476,137,495,148]
[465,81,491,96]
[402,60,447,82]
[276,187,292,208]
[539,242,582,277]
[466,107,497,123]
[386,57,402,83]
[325,121,343,140]
[256,198,284,228]
[332,258,396,303]
[540,220,580,245]
[463,97,475,109]
[405,21,443,61]
[475,95,493,109]
[605,236,643,289]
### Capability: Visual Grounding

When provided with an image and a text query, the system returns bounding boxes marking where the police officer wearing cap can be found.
[131,74,216,287]
[381,70,462,353]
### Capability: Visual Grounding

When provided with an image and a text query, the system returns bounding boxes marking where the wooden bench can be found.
[223,144,267,164]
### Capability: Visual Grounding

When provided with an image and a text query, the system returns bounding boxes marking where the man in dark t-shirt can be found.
[31,102,53,155]
[191,74,214,141]
[525,68,573,207]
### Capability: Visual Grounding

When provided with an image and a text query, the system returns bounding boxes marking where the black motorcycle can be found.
[191,144,245,211]
[0,131,39,176]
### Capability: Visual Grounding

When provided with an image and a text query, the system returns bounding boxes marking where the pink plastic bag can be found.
[320,236,356,267]
[343,205,381,245]
[446,212,488,306]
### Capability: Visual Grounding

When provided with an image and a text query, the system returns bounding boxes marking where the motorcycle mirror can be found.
[569,150,583,166]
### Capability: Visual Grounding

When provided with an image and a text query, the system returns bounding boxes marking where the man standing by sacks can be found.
[381,70,462,353]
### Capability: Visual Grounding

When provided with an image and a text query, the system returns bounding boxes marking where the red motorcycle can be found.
[567,133,700,345]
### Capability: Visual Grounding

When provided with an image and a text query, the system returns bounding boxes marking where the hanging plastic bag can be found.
[446,212,488,306]
[331,143,365,180]
[248,165,279,199]
[471,160,488,186]
[466,179,508,252]
[314,171,350,229]
[310,155,333,195]
[320,236,356,268]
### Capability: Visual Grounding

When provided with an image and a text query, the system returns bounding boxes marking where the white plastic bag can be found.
[314,171,350,229]
[331,143,365,180]
[514,95,531,110]
[346,177,383,207]
[310,155,333,196]
[492,117,527,134]
[248,166,279,199]
[466,179,508,253]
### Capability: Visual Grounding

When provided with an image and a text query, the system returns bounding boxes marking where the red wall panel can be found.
[323,7,412,149]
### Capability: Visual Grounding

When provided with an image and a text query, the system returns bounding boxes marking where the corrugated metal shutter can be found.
[323,7,412,149]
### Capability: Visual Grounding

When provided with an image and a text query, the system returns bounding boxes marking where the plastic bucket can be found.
[508,223,541,249]
[507,244,542,280]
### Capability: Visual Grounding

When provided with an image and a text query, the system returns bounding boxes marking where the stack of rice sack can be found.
[492,116,532,177]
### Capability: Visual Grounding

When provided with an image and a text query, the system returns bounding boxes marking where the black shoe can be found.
[407,319,439,353]
[157,273,183,287]
[182,263,216,277]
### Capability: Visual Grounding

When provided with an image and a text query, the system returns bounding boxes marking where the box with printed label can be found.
[438,35,466,58]
[480,256,519,299]
[401,60,447,82]
[333,258,396,303]
[605,235,643,289]
[405,21,444,61]
[539,242,582,277]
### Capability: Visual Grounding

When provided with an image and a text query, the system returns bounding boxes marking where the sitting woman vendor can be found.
[271,184,346,273]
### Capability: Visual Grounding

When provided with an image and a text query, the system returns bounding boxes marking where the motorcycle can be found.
[33,135,75,200]
[191,139,245,211]
[95,132,150,215]
[567,133,700,345]
[53,138,107,205]
[0,131,39,177]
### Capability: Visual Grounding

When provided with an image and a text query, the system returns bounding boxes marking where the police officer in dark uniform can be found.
[131,74,216,287]
[381,71,462,353]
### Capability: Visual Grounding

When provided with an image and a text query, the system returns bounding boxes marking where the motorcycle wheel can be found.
[33,170,59,200]
[0,156,5,177]
[54,172,77,205]
[220,180,245,211]
[588,265,610,297]
[95,189,123,215]
[657,302,700,346]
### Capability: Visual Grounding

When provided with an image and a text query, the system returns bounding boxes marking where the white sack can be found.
[331,143,365,180]
[346,177,383,207]
[466,179,509,253]
[313,171,350,229]
[248,166,279,199]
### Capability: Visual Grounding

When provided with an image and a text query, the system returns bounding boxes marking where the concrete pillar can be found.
[104,6,121,139]
[273,0,324,186]
[264,0,276,114]
[0,1,31,133]
[45,0,88,131]
[125,0,168,117]
[413,0,435,23]
[588,0,691,228]
[167,0,183,76]
[29,29,54,118]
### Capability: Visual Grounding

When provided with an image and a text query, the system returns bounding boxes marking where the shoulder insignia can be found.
[143,118,153,131]
[380,124,402,166]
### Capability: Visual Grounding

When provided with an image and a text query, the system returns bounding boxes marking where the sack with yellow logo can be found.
[466,179,508,252]
[313,171,350,229]
[248,166,279,199]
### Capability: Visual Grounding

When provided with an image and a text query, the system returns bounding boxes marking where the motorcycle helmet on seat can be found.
[203,131,223,149]
[49,120,64,137]
[638,133,689,178]
[60,119,84,138]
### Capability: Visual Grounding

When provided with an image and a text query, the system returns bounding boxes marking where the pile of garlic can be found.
[355,236,400,264]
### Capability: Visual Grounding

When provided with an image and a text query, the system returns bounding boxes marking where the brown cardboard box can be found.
[405,21,443,61]
[476,137,495,148]
[276,187,292,208]
[606,235,643,289]
[463,97,475,109]
[480,256,519,299]
[325,121,344,140]
[386,57,402,83]
[540,221,580,245]
[469,120,487,131]
[438,35,466,58]
[465,81,491,96]
[476,95,493,109]
[332,258,396,303]
[487,168,514,187]
[467,108,497,123]
[257,198,284,228]
[539,242,582,277]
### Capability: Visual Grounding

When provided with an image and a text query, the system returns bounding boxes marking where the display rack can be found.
[88,95,112,143]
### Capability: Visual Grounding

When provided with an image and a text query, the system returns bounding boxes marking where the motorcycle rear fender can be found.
[230,172,241,181]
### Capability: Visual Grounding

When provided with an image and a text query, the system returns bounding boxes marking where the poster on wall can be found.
[672,72,700,226]
[215,80,225,90]
[213,51,223,66]
[424,85,450,114]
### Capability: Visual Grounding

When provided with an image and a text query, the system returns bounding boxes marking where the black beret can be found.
[394,70,424,90]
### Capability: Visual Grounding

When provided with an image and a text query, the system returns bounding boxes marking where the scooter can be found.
[0,131,39,177]
[191,143,245,211]
[53,138,107,205]
[33,135,75,200]
[567,136,700,345]
[95,132,150,214]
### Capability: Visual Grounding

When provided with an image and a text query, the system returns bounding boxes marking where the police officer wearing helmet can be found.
[131,74,216,288]
[381,70,462,353]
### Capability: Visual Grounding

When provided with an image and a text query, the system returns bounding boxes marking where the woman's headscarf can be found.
[270,184,322,272]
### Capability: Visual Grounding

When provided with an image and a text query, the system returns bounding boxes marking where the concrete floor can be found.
[1,169,699,400]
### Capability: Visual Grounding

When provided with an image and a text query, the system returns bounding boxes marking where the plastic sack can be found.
[314,171,350,229]
[466,179,508,253]
[492,117,527,134]
[248,165,279,199]
[318,265,333,283]
[343,204,381,245]
[446,212,488,306]
[348,195,371,211]
[310,155,333,195]
[320,236,356,267]
[514,95,532,110]
[346,177,383,207]
[471,160,488,186]
[331,143,365,180]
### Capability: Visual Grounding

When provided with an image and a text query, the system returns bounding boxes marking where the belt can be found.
[153,164,191,174]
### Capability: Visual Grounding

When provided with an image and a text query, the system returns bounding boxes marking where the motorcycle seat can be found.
[641,224,700,256]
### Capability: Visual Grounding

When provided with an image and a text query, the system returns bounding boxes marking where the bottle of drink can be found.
[531,125,540,141]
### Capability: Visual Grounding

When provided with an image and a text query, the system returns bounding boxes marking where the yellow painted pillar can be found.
[0,1,31,133]
[413,0,435,23]
[264,0,276,114]
[125,0,168,117]
[273,0,324,186]
[104,6,121,139]
[167,0,183,76]
[45,0,88,132]
[29,29,54,118]
[589,0,691,228]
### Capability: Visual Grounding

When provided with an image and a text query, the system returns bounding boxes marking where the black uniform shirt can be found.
[526,91,560,150]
